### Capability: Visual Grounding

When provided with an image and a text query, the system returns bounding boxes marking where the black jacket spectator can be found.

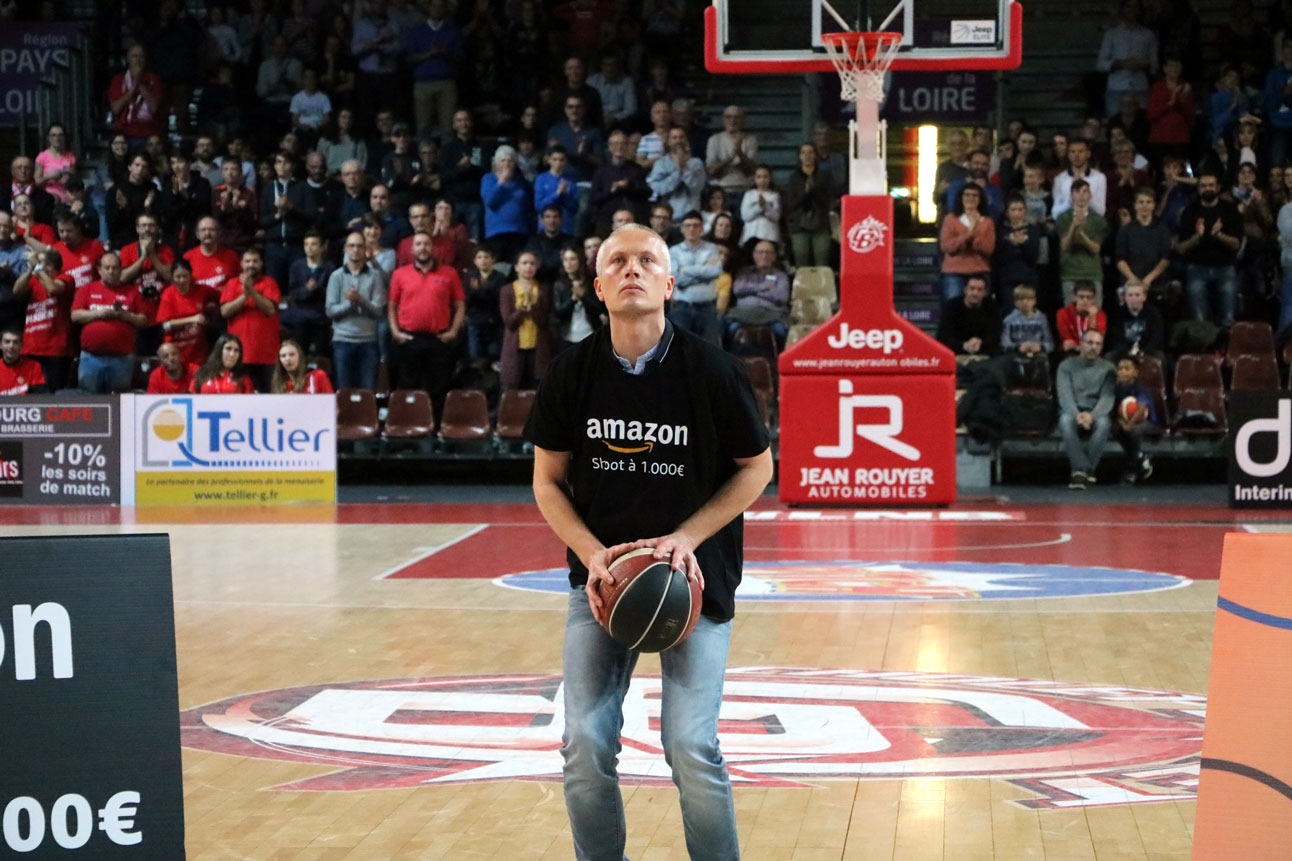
[157,172,212,251]
[1106,301,1166,358]
[258,178,313,246]
[936,293,1002,357]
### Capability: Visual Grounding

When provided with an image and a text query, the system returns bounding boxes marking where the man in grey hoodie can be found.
[1057,328,1116,488]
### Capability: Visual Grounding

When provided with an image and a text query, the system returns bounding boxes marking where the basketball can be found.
[600,548,702,653]
[1119,396,1140,421]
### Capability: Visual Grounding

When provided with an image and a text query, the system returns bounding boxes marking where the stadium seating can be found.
[438,388,492,452]
[383,390,434,442]
[336,389,380,448]
[495,389,536,451]
[1229,353,1281,391]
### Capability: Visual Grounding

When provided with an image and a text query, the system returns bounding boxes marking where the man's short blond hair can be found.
[595,223,669,275]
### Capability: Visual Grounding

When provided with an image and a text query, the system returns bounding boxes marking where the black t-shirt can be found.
[525,320,769,622]
[1176,199,1242,267]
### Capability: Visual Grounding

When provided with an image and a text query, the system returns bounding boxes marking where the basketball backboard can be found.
[705,0,1022,74]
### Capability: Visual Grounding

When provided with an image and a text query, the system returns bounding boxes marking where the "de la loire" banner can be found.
[119,394,336,505]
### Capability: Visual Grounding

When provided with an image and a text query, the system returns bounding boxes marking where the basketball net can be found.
[821,31,902,196]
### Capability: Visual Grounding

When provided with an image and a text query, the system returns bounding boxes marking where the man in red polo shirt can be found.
[70,252,147,393]
[388,230,464,419]
[50,212,105,290]
[183,216,241,291]
[146,341,198,394]
[0,328,47,395]
[220,247,281,391]
[14,249,74,391]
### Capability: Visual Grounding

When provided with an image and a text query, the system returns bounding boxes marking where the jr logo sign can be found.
[776,195,956,505]
[780,376,953,503]
[815,381,919,461]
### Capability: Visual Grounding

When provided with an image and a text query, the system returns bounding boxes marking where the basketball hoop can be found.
[821,31,903,105]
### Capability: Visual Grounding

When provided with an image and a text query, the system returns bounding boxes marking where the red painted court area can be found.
[377,504,1229,584]
[357,502,1241,583]
[0,500,1255,583]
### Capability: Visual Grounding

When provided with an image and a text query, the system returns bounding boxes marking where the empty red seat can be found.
[336,389,379,441]
[1226,321,1275,368]
[1230,353,1281,391]
[384,389,434,439]
[496,389,536,442]
[1172,354,1223,399]
[439,389,491,443]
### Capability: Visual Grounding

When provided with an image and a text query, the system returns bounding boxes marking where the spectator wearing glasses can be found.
[327,231,387,391]
[706,106,758,211]
[668,210,724,346]
[547,95,605,183]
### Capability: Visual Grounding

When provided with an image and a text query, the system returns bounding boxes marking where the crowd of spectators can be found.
[0,0,844,407]
[933,0,1292,485]
[7,0,1292,487]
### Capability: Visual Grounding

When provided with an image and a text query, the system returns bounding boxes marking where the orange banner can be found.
[1193,533,1292,857]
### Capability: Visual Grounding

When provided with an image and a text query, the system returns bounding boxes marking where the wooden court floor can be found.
[1,496,1277,860]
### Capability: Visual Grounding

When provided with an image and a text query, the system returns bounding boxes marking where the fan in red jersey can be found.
[0,329,47,395]
[118,211,174,357]
[49,211,105,290]
[13,248,75,391]
[183,216,241,292]
[69,252,148,393]
[156,259,217,366]
[146,341,198,395]
[192,333,254,394]
[271,339,334,394]
[219,247,280,392]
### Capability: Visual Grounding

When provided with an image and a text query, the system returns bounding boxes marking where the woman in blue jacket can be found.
[481,145,532,266]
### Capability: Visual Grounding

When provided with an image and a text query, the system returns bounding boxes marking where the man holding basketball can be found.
[527,223,773,860]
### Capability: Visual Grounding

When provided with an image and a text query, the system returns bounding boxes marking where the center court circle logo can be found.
[496,561,1189,601]
[180,669,1204,808]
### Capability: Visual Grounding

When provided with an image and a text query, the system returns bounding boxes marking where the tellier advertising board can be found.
[121,394,336,505]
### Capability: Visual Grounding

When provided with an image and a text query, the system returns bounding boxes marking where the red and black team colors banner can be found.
[0,535,185,857]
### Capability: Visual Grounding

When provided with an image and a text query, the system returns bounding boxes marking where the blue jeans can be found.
[456,200,484,241]
[466,322,501,363]
[1278,268,1292,340]
[332,340,379,391]
[77,351,132,394]
[668,300,723,347]
[1185,263,1236,327]
[1058,411,1112,474]
[561,589,738,861]
[264,241,305,298]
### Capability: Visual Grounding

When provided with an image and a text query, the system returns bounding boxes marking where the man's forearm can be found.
[534,469,603,568]
[673,449,773,551]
